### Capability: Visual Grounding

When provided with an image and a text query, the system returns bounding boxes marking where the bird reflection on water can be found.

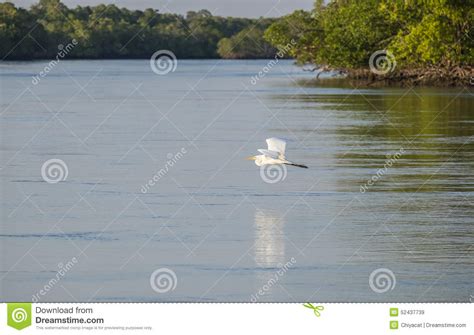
[254,209,286,268]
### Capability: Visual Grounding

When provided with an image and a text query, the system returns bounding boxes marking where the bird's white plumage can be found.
[257,149,279,159]
[266,137,286,157]
[248,137,308,168]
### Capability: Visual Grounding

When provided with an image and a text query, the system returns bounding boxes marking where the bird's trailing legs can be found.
[285,162,308,169]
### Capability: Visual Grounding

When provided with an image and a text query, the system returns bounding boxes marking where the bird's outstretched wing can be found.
[258,149,279,159]
[266,137,287,157]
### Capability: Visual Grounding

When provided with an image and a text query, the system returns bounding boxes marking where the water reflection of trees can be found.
[324,90,474,192]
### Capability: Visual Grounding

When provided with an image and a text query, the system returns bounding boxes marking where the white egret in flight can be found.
[247,137,308,168]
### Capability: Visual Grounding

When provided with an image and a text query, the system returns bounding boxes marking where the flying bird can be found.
[247,137,308,168]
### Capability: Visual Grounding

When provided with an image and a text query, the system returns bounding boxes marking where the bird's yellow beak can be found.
[246,156,256,160]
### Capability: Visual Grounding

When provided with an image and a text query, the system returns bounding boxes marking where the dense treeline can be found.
[2,0,473,85]
[0,0,276,59]
[264,0,473,85]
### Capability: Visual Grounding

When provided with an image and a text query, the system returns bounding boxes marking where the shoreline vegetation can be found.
[346,66,473,87]
[1,0,473,87]
[264,1,473,87]
[319,66,473,87]
[0,0,278,60]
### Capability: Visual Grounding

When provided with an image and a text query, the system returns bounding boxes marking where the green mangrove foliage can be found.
[0,0,276,59]
[217,27,277,59]
[264,0,473,71]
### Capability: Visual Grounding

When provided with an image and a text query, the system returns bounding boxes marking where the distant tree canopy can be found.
[2,0,472,71]
[264,0,473,70]
[217,27,277,59]
[0,0,276,59]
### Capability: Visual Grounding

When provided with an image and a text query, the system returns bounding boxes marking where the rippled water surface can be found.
[1,60,473,302]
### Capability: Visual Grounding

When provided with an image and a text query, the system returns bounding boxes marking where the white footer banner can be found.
[0,303,472,334]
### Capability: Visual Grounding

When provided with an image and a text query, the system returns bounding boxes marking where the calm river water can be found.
[0,60,473,302]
